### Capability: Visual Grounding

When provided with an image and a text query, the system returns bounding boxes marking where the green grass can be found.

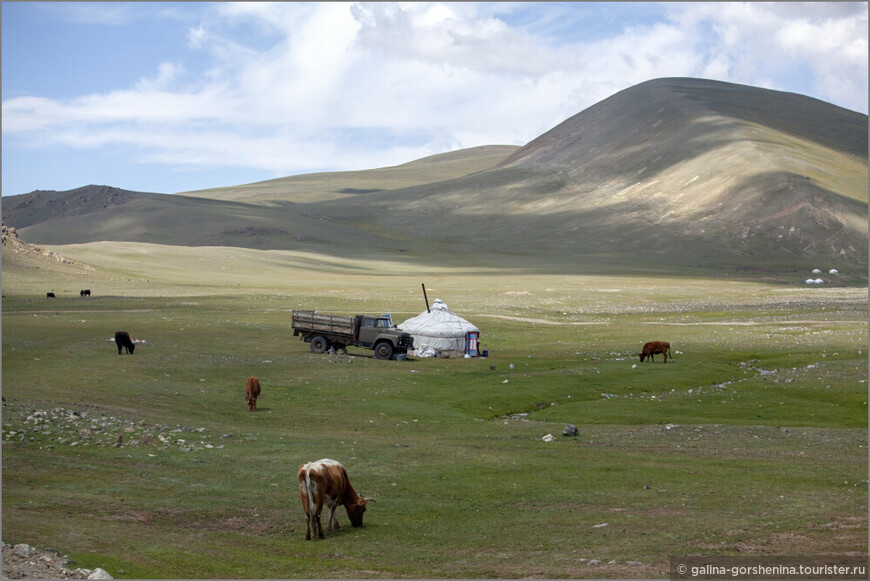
[2,273,867,578]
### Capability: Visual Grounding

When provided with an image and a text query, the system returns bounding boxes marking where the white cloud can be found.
[667,2,868,110]
[134,62,187,92]
[352,3,562,76]
[3,1,867,187]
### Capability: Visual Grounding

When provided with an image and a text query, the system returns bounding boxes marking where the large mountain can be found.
[3,78,867,278]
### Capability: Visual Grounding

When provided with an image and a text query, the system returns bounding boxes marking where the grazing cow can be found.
[638,341,671,363]
[244,376,261,411]
[114,331,135,355]
[80,289,91,297]
[46,292,55,298]
[298,459,372,540]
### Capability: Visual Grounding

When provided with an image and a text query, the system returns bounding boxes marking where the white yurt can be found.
[398,299,480,358]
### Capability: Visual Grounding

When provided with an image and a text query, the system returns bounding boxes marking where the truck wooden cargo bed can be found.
[291,310,354,336]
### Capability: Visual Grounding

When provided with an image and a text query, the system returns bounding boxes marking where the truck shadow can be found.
[329,352,415,362]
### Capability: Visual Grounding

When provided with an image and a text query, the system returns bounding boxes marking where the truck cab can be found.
[355,316,413,359]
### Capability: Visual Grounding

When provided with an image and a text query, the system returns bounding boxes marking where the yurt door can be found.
[465,331,480,356]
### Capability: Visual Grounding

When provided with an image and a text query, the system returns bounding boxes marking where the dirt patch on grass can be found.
[701,515,868,556]
[86,506,289,537]
[98,510,159,524]
[184,512,289,537]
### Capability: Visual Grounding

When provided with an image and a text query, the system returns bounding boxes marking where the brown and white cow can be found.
[298,458,372,540]
[638,341,671,363]
[244,376,261,411]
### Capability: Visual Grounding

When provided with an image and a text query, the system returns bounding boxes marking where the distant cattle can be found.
[298,459,372,540]
[244,376,261,411]
[114,331,135,355]
[46,292,55,298]
[80,289,91,297]
[638,341,671,363]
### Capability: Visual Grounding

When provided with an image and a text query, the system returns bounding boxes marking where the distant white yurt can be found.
[398,299,480,358]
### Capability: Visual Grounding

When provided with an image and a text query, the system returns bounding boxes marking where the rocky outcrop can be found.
[1,223,93,269]
[2,542,112,579]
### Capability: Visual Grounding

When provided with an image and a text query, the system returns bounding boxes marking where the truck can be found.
[291,310,414,360]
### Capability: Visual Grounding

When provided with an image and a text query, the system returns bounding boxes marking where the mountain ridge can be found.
[2,185,160,229]
[311,78,866,274]
[499,77,867,170]
[3,78,867,280]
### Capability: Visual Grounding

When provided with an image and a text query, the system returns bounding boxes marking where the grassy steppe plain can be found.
[2,245,867,578]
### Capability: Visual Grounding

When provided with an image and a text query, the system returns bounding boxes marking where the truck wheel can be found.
[374,342,393,360]
[310,336,330,354]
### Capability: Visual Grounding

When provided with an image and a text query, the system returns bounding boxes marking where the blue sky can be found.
[2,2,867,196]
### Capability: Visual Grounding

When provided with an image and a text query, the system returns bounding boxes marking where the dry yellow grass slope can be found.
[179,145,518,204]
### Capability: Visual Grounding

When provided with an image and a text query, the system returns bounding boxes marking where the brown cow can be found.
[638,341,672,363]
[298,459,372,540]
[244,376,261,411]
[114,331,135,355]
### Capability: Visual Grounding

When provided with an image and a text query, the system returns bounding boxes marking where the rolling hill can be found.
[3,78,867,280]
[2,146,520,258]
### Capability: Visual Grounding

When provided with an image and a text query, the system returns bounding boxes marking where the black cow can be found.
[46,292,55,298]
[80,289,91,297]
[114,331,135,355]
